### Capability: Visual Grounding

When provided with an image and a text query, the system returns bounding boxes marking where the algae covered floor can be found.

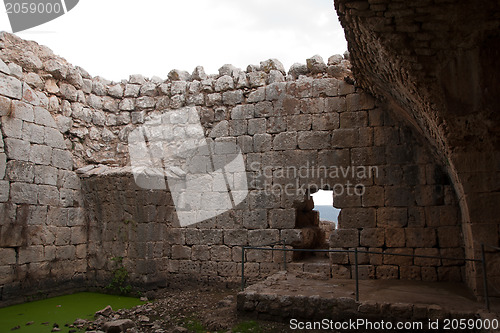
[0,292,144,332]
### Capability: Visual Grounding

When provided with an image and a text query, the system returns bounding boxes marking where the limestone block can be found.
[437,266,462,282]
[247,72,267,88]
[124,84,140,97]
[34,165,58,185]
[268,209,295,229]
[1,116,23,139]
[129,74,146,85]
[287,114,312,131]
[306,55,327,74]
[357,265,376,280]
[224,229,248,246]
[265,82,286,101]
[312,78,339,97]
[0,248,16,265]
[400,266,421,281]
[217,261,239,277]
[312,113,340,131]
[338,80,355,95]
[222,90,243,105]
[346,93,376,111]
[0,95,11,117]
[273,132,297,151]
[375,265,398,279]
[43,127,66,149]
[440,248,465,266]
[210,245,232,262]
[191,245,210,261]
[29,144,52,165]
[22,122,45,144]
[76,244,87,259]
[10,182,37,204]
[383,248,413,266]
[56,245,76,260]
[243,209,268,230]
[331,264,351,279]
[136,96,155,109]
[248,229,279,246]
[6,160,34,182]
[385,228,406,247]
[329,228,359,248]
[52,149,73,170]
[330,248,349,264]
[247,87,265,103]
[236,135,253,154]
[421,267,437,282]
[37,185,59,205]
[360,228,385,247]
[108,84,124,98]
[177,260,200,274]
[338,208,376,229]
[229,120,247,136]
[67,207,85,226]
[260,59,285,74]
[33,107,56,128]
[103,97,119,112]
[377,207,408,228]
[414,248,440,266]
[200,229,223,245]
[19,246,44,264]
[215,75,234,92]
[246,246,273,262]
[0,180,9,201]
[0,73,22,99]
[253,133,272,152]
[405,228,436,248]
[59,83,77,102]
[297,131,330,149]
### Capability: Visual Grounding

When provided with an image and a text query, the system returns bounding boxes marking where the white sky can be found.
[0,0,347,82]
[312,190,333,206]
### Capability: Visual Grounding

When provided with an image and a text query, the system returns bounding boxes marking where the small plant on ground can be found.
[106,256,132,295]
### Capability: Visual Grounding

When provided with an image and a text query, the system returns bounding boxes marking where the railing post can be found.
[241,246,245,291]
[354,248,359,302]
[481,244,490,311]
[282,240,287,271]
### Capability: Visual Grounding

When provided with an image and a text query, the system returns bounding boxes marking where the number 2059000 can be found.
[5,2,62,14]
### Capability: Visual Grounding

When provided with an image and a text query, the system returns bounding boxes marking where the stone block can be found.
[253,133,272,152]
[10,182,37,204]
[400,266,421,281]
[385,228,405,247]
[22,121,45,144]
[405,228,436,248]
[19,246,44,264]
[340,111,368,128]
[224,229,247,246]
[437,266,462,282]
[247,118,266,135]
[287,114,311,131]
[223,90,243,105]
[375,265,398,279]
[229,120,247,136]
[247,247,273,263]
[0,95,11,117]
[0,154,5,179]
[0,248,16,265]
[191,245,211,261]
[70,226,86,245]
[44,127,66,149]
[383,248,413,266]
[329,228,359,248]
[377,207,408,228]
[331,264,351,279]
[268,209,295,229]
[243,209,267,229]
[34,107,56,128]
[4,138,30,161]
[6,160,34,182]
[29,144,52,165]
[217,261,239,276]
[248,229,279,246]
[361,186,384,207]
[338,208,376,228]
[297,131,330,150]
[346,93,376,111]
[360,228,385,247]
[0,73,22,99]
[56,245,76,260]
[312,113,340,131]
[414,248,440,266]
[37,185,59,205]
[440,248,464,266]
[1,116,23,139]
[421,267,437,282]
[210,245,232,262]
[200,229,223,245]
[52,149,73,170]
[34,165,58,185]
[266,116,286,133]
[312,78,339,97]
[172,245,191,260]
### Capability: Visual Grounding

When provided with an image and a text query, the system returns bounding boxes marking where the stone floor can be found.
[237,271,500,326]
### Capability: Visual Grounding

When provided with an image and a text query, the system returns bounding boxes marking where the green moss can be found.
[233,320,263,333]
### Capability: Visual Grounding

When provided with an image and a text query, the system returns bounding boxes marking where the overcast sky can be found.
[0,0,347,82]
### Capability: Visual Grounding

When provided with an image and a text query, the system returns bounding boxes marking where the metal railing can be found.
[241,242,497,311]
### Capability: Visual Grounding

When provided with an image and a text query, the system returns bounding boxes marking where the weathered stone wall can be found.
[0,31,465,301]
[334,0,500,295]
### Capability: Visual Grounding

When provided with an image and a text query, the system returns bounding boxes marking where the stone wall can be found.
[0,31,465,301]
[334,0,500,295]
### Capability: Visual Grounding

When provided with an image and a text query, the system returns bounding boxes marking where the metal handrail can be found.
[241,243,494,310]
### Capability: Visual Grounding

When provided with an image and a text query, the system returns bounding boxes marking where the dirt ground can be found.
[87,286,312,333]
